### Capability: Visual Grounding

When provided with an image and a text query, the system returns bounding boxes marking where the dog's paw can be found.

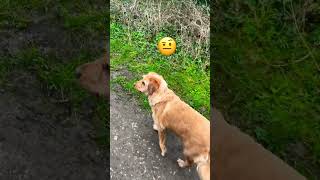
[161,148,167,157]
[153,124,159,131]
[161,151,165,156]
[177,158,186,168]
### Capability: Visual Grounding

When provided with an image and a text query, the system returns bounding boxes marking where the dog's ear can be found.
[147,78,160,95]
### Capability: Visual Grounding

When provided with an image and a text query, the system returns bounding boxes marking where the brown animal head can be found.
[134,72,166,96]
[75,55,109,99]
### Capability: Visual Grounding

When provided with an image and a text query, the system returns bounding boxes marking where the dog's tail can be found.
[196,153,210,180]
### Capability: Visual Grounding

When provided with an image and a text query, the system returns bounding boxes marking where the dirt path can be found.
[0,72,107,179]
[110,73,199,180]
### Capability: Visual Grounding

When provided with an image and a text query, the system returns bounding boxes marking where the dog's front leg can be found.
[158,129,167,156]
[152,110,159,131]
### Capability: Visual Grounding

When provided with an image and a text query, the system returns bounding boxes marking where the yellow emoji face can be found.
[157,37,176,56]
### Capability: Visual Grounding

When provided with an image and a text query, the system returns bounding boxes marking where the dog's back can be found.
[212,108,306,180]
[159,92,210,153]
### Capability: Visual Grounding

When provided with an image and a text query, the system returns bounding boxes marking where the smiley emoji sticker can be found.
[157,37,176,56]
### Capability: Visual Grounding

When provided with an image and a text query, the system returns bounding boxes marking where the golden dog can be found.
[75,55,109,100]
[134,72,210,180]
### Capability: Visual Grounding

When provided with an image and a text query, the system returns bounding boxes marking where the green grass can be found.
[213,0,320,178]
[111,22,210,118]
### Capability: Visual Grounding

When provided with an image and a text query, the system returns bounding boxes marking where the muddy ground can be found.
[0,70,107,180]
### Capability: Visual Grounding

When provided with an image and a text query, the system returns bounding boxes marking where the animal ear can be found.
[147,78,160,95]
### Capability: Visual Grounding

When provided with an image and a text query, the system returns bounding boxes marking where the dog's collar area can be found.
[150,100,166,107]
[148,88,169,104]
[148,93,167,106]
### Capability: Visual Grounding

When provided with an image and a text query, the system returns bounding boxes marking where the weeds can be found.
[111,0,210,67]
